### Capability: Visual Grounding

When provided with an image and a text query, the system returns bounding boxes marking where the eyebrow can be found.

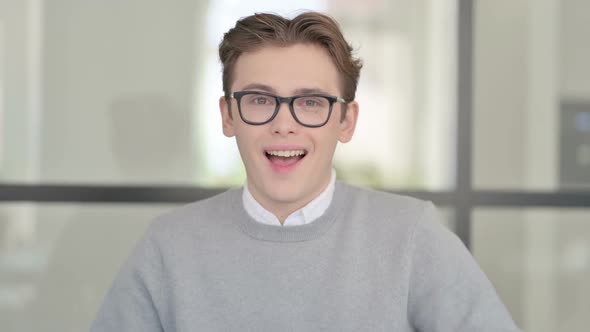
[293,87,333,96]
[239,83,333,96]
[240,83,277,94]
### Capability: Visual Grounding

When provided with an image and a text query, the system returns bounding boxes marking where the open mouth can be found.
[265,149,307,168]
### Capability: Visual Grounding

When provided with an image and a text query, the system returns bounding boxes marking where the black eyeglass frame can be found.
[230,91,347,128]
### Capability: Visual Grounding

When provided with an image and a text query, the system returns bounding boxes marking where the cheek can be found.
[311,131,339,155]
[235,130,261,158]
[318,124,341,146]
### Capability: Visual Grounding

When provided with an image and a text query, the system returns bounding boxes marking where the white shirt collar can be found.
[242,169,336,227]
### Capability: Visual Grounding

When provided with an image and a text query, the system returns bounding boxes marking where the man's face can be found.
[219,43,358,219]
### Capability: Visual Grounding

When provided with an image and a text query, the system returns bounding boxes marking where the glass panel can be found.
[329,0,458,189]
[0,202,179,332]
[0,0,456,190]
[472,208,590,332]
[473,0,590,190]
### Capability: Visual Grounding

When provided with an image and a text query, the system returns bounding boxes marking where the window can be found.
[1,1,588,331]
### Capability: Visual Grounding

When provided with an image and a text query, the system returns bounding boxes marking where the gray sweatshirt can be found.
[90,182,521,331]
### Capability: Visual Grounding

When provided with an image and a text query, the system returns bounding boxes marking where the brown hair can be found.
[219,12,363,103]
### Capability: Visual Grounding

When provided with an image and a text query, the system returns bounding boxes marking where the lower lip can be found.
[266,155,305,174]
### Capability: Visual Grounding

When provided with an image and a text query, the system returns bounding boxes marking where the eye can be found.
[244,94,275,106]
[254,97,270,105]
[296,97,327,108]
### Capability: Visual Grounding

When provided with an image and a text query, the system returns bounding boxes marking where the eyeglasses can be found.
[230,91,347,128]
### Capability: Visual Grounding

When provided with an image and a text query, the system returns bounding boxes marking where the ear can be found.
[338,101,359,143]
[219,96,235,137]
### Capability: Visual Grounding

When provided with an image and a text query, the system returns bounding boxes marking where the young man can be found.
[91,12,521,331]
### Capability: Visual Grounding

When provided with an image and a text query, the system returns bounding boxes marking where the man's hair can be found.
[219,12,363,103]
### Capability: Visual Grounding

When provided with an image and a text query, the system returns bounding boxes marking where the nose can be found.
[269,101,297,135]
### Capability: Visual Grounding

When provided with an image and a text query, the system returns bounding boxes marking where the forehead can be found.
[232,43,341,95]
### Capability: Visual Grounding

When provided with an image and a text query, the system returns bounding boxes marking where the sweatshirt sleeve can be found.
[90,224,165,332]
[407,202,521,332]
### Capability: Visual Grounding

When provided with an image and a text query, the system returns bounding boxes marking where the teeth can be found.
[266,150,306,157]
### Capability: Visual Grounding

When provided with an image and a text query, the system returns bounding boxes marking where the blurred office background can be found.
[0,0,588,331]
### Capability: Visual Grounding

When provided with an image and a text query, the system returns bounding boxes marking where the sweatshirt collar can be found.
[232,181,350,242]
[242,169,336,227]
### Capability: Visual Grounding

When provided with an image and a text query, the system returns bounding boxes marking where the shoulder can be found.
[334,182,445,245]
[337,181,435,223]
[146,187,242,242]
